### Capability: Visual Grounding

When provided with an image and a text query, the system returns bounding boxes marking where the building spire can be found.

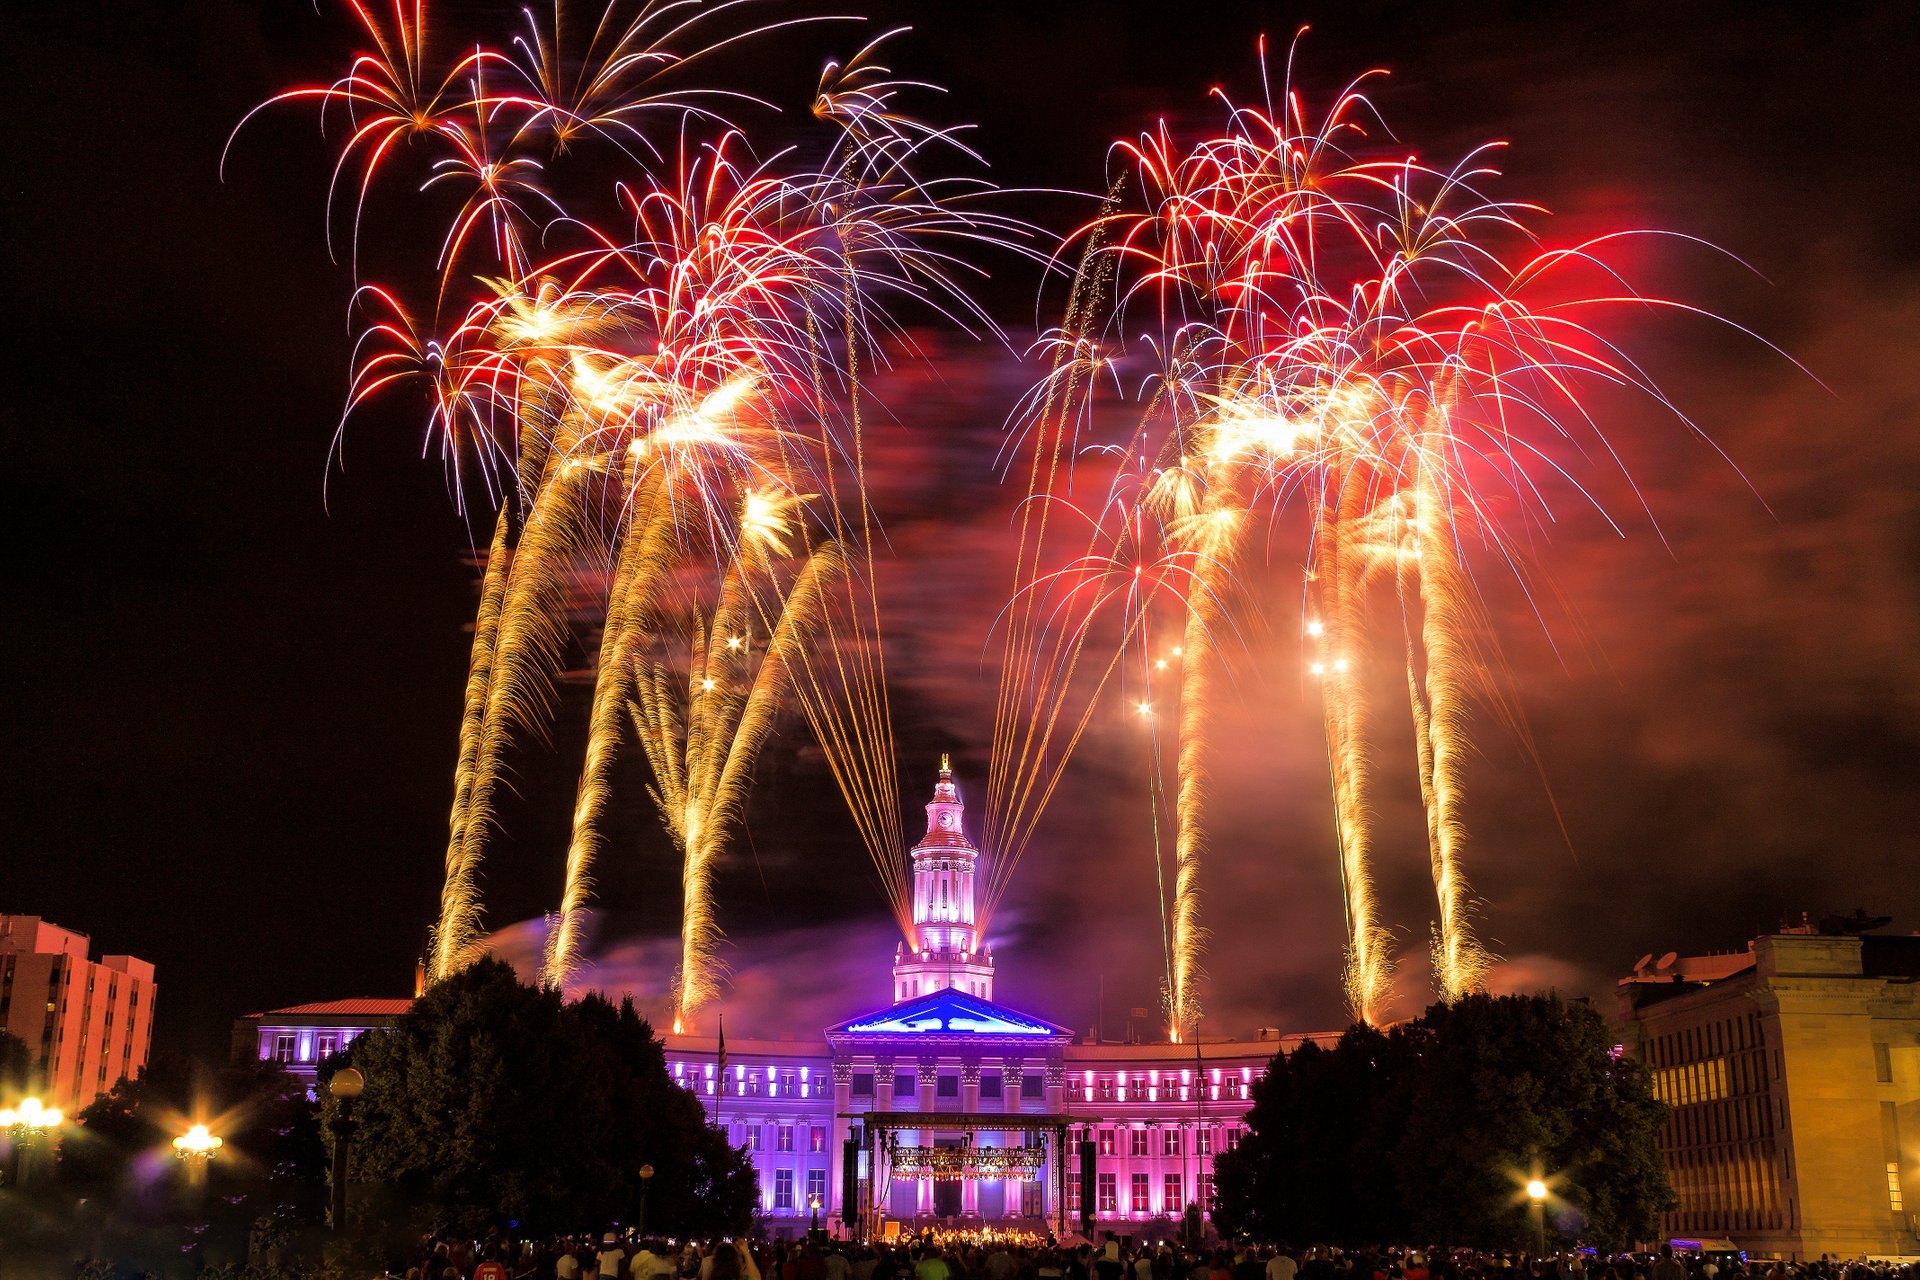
[893,757,994,1003]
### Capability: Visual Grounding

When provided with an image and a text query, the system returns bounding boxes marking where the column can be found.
[1003,1058,1026,1219]
[830,1058,853,1225]
[960,1061,982,1216]
[917,1057,940,1217]
[1045,1062,1067,1223]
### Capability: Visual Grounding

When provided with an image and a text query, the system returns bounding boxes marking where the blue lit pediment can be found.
[829,988,1068,1039]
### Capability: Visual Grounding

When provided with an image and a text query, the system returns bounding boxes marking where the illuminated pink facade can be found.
[0,915,155,1112]
[234,998,413,1094]
[661,765,1305,1238]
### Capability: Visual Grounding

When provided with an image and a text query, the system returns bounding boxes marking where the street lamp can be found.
[809,1193,822,1236]
[1,1097,65,1189]
[173,1123,224,1190]
[327,1068,365,1233]
[638,1163,655,1235]
[1525,1178,1549,1257]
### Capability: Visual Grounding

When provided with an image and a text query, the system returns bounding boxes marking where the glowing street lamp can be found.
[1525,1176,1550,1256]
[327,1068,365,1233]
[1,1097,64,1189]
[174,1123,224,1190]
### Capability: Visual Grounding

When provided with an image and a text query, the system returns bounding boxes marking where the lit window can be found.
[273,1033,296,1063]
[810,1126,826,1153]
[1197,1174,1214,1217]
[1890,1164,1905,1213]
[775,1169,795,1210]
[1130,1129,1149,1157]
[1163,1174,1183,1214]
[1131,1172,1150,1214]
[1196,1128,1213,1156]
[1097,1129,1116,1156]
[778,1125,794,1152]
[1163,1129,1182,1157]
[807,1168,826,1208]
[1097,1172,1117,1214]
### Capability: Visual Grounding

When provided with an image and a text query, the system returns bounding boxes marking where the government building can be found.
[1615,925,1920,1259]
[658,762,1294,1239]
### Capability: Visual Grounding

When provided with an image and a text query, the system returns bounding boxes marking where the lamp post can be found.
[809,1192,822,1235]
[638,1163,655,1235]
[328,1068,365,1233]
[1,1096,65,1189]
[173,1123,224,1192]
[1525,1178,1548,1257]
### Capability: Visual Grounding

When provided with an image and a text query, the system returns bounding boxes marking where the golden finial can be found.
[939,753,951,774]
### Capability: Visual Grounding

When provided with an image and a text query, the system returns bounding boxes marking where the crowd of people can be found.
[397,1231,1920,1280]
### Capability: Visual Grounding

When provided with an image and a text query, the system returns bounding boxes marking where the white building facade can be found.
[662,762,1284,1238]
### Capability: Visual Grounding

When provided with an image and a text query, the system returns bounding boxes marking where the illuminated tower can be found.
[892,757,995,1003]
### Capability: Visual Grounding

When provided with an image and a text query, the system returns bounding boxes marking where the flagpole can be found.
[716,1013,727,1137]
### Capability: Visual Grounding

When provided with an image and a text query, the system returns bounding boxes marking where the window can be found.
[1130,1129,1149,1157]
[778,1124,794,1152]
[1097,1128,1116,1156]
[747,1125,763,1151]
[1023,1074,1045,1100]
[807,1169,827,1209]
[937,1075,960,1099]
[779,1072,797,1097]
[852,1072,874,1098]
[1874,1042,1893,1084]
[981,1073,1004,1100]
[1196,1174,1214,1217]
[1163,1129,1182,1156]
[273,1033,295,1063]
[1097,1172,1117,1215]
[315,1033,339,1059]
[1098,1076,1114,1101]
[1022,1183,1044,1218]
[1224,1126,1242,1150]
[1163,1174,1183,1214]
[810,1126,827,1153]
[775,1169,795,1210]
[1131,1173,1150,1214]
[894,1071,916,1097]
[1066,1177,1081,1213]
[1066,1077,1083,1101]
[1890,1164,1905,1213]
[1196,1127,1213,1156]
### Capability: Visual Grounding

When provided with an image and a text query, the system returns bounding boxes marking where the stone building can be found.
[1616,927,1920,1258]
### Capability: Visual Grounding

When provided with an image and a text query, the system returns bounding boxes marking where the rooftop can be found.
[245,998,414,1019]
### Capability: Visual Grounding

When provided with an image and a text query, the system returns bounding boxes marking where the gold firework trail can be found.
[433,502,513,981]
[1410,462,1493,1001]
[543,469,677,991]
[1315,468,1392,1025]
[442,442,592,969]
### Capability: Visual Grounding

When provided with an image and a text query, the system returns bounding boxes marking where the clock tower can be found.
[892,758,996,1003]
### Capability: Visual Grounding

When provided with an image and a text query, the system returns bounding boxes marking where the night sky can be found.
[4,1,1917,1062]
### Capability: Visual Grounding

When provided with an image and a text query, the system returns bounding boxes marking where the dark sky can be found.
[3,1,1916,1061]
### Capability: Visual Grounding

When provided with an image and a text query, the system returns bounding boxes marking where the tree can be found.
[324,958,755,1237]
[1213,993,1672,1248]
[0,1028,30,1094]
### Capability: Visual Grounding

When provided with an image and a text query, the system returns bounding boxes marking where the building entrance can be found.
[933,1139,962,1217]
